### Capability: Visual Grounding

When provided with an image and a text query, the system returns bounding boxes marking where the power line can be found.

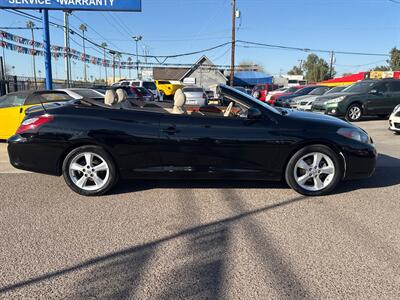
[237,40,389,57]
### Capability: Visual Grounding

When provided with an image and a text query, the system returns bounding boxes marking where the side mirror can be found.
[247,107,262,120]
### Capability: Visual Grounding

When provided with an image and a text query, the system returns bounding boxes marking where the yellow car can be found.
[155,80,183,97]
[0,91,72,140]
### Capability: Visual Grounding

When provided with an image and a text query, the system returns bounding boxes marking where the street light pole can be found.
[133,35,142,79]
[27,21,37,89]
[63,11,71,87]
[230,0,236,86]
[79,24,88,84]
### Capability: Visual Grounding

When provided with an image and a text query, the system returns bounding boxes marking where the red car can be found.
[268,86,303,106]
[252,84,279,101]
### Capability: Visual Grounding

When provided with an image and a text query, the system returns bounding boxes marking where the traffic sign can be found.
[0,0,141,11]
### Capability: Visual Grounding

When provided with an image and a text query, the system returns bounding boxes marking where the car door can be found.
[158,111,282,180]
[0,92,28,139]
[387,81,400,112]
[364,82,391,115]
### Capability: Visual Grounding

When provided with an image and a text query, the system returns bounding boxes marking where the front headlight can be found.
[326,96,346,104]
[337,128,369,144]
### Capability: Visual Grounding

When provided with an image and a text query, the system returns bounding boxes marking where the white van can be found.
[118,80,162,101]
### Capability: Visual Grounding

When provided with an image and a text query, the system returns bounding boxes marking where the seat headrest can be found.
[116,88,128,103]
[172,89,186,114]
[104,90,117,106]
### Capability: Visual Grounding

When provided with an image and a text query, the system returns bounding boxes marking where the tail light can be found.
[16,115,54,135]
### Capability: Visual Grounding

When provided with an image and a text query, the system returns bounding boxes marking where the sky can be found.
[1,0,400,80]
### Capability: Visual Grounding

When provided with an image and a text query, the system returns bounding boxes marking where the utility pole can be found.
[329,51,335,79]
[229,0,236,86]
[133,35,142,79]
[27,21,37,89]
[79,24,88,83]
[64,11,71,87]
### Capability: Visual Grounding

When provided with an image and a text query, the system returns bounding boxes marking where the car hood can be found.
[313,92,354,104]
[292,94,316,102]
[284,109,352,128]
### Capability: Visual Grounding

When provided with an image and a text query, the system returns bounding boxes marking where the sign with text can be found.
[0,0,141,11]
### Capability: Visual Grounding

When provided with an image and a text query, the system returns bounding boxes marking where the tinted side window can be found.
[120,82,130,86]
[158,81,170,85]
[0,94,27,108]
[389,81,400,92]
[27,92,72,105]
[143,82,157,90]
[374,82,389,93]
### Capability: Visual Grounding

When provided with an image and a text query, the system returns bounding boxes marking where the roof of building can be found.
[152,67,190,81]
[152,56,227,81]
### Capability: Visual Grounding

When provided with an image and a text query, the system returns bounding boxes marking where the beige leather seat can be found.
[172,88,186,114]
[104,90,117,106]
[116,89,128,103]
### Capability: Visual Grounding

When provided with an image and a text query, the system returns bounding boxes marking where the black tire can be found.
[285,145,343,196]
[62,145,118,196]
[345,104,363,122]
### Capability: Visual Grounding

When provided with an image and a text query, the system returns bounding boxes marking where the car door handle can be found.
[161,126,178,135]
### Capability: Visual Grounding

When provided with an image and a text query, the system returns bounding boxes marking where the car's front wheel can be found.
[62,146,118,196]
[346,104,363,122]
[285,145,343,196]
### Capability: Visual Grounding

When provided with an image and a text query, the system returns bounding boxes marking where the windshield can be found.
[183,87,204,93]
[308,87,329,95]
[293,86,315,95]
[342,81,375,93]
[325,86,347,94]
[71,89,104,98]
[143,82,157,90]
[286,87,299,93]
[224,86,280,114]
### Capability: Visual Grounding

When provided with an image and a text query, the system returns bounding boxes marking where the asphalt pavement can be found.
[0,119,399,299]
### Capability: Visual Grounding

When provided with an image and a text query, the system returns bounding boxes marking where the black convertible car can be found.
[8,85,376,196]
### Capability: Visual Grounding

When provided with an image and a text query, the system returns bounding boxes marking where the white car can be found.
[297,86,349,111]
[56,88,105,101]
[118,80,162,101]
[389,104,400,134]
[182,86,207,106]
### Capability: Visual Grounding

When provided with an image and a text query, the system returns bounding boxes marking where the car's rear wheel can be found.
[346,104,363,122]
[285,145,343,196]
[62,146,118,196]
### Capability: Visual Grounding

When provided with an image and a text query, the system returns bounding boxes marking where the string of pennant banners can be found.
[0,30,135,69]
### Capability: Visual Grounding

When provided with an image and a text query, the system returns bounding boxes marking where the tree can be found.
[127,57,133,78]
[115,52,122,79]
[373,65,391,71]
[388,47,400,71]
[342,72,354,77]
[287,65,303,76]
[237,60,265,72]
[303,54,332,82]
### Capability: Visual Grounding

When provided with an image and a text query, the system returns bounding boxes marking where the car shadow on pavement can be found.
[112,180,288,195]
[0,194,307,299]
[334,153,400,194]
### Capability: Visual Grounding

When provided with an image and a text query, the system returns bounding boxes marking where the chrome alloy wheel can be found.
[348,106,361,120]
[293,152,335,192]
[68,152,110,191]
